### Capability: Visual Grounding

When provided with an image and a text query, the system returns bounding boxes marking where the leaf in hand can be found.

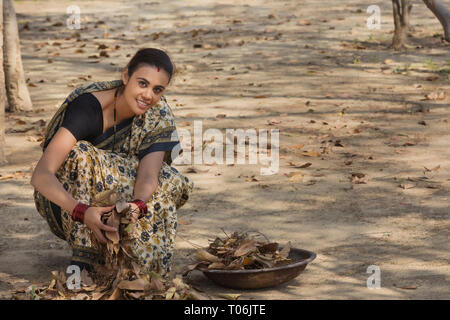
[105,210,120,244]
[115,201,130,214]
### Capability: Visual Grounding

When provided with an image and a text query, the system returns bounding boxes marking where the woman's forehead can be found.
[132,64,169,83]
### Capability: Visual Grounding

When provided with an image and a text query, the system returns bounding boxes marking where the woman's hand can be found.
[128,202,141,224]
[83,206,118,244]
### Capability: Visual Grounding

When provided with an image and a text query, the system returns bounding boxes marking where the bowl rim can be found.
[199,247,317,274]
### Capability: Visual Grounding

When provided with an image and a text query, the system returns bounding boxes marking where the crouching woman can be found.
[31,48,193,278]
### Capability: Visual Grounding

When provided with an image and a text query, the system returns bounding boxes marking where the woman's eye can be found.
[154,88,162,94]
[139,81,147,87]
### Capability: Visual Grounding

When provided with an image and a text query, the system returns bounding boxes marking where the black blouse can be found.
[60,92,177,160]
[61,93,104,141]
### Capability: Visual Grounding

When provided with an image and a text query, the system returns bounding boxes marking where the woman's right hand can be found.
[83,206,117,244]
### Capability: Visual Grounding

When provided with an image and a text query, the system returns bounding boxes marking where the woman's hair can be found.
[125,48,175,83]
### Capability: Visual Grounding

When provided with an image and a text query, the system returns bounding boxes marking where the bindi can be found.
[157,67,160,72]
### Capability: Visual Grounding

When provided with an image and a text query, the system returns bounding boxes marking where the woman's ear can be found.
[122,68,129,85]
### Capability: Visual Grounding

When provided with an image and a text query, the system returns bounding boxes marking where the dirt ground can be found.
[0,0,449,299]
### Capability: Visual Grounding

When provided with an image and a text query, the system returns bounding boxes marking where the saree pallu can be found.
[33,80,194,277]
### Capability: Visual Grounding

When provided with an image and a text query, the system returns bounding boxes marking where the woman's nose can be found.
[142,89,152,101]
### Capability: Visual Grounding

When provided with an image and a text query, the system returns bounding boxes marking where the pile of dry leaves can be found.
[184,231,293,274]
[10,190,208,300]
[10,268,208,300]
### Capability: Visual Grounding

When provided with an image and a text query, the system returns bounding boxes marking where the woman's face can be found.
[122,64,170,115]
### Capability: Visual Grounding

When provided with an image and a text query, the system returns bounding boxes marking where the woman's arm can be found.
[126,151,164,224]
[31,127,116,243]
[133,150,165,202]
[31,127,79,212]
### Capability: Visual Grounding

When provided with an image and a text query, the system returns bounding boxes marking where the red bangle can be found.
[131,199,147,218]
[71,202,90,223]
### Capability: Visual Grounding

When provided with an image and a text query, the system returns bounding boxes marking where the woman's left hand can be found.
[127,202,141,224]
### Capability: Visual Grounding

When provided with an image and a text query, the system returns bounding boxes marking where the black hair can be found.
[125,48,175,83]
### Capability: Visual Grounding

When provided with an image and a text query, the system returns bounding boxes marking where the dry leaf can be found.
[92,291,108,300]
[394,284,419,290]
[218,293,241,300]
[126,291,144,299]
[288,144,304,150]
[185,291,210,300]
[165,287,177,300]
[258,242,279,254]
[424,91,446,100]
[288,173,304,183]
[80,269,94,287]
[208,262,227,270]
[177,219,191,225]
[351,172,367,184]
[352,173,365,179]
[72,293,90,300]
[183,262,206,276]
[267,119,281,125]
[150,278,165,291]
[279,241,291,258]
[117,279,150,291]
[302,150,321,157]
[115,201,130,214]
[233,240,257,257]
[242,257,255,266]
[400,183,416,189]
[289,161,312,168]
[424,165,440,172]
[108,287,122,300]
[298,20,311,25]
[195,249,222,263]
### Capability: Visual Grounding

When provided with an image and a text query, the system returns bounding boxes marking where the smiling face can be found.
[121,64,170,116]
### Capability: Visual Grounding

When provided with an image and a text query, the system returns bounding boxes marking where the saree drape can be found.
[33,80,193,277]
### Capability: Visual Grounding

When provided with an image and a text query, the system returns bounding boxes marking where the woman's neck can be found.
[114,90,135,123]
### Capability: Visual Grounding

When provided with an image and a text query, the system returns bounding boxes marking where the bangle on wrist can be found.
[131,199,147,219]
[72,202,90,223]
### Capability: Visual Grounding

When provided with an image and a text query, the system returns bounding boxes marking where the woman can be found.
[31,48,194,278]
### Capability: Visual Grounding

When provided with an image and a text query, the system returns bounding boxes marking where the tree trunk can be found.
[423,0,450,42]
[392,0,413,50]
[0,1,7,165]
[3,0,32,112]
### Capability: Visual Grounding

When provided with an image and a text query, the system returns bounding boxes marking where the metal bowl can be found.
[198,248,316,290]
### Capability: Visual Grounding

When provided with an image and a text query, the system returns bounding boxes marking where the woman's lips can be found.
[136,99,150,109]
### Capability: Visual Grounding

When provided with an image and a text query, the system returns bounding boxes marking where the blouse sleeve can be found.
[60,93,103,140]
[138,97,181,164]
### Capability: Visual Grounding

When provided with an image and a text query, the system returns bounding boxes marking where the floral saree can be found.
[33,80,194,277]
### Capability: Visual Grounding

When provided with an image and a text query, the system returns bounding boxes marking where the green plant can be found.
[438,68,450,80]
[424,59,438,71]
[393,63,411,75]
[29,286,40,300]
